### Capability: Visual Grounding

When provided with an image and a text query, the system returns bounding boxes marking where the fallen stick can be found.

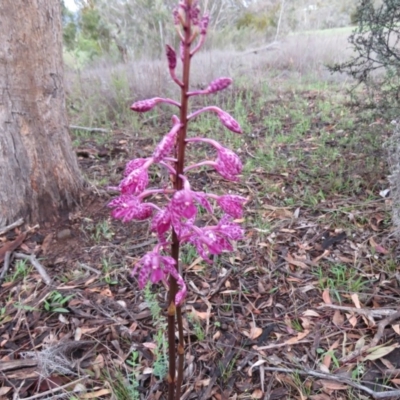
[69,125,109,133]
[0,218,24,236]
[0,251,12,286]
[340,308,400,363]
[14,252,51,285]
[318,304,397,319]
[21,375,89,400]
[262,366,400,399]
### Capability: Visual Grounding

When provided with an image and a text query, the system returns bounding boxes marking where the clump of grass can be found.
[143,283,168,380]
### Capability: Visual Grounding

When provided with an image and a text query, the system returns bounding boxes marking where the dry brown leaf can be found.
[285,330,310,345]
[351,293,361,308]
[251,389,263,399]
[300,317,311,330]
[0,232,26,262]
[322,288,332,305]
[346,314,358,327]
[392,324,400,335]
[0,388,11,396]
[80,389,111,398]
[391,378,400,385]
[322,339,340,369]
[250,324,263,340]
[303,310,320,317]
[380,357,395,369]
[319,379,348,390]
[313,249,330,263]
[285,253,308,269]
[213,331,221,340]
[363,345,398,361]
[332,310,344,326]
[143,342,157,350]
[310,394,331,400]
[369,237,389,254]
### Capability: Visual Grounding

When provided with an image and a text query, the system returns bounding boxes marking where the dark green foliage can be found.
[61,1,77,51]
[328,0,400,116]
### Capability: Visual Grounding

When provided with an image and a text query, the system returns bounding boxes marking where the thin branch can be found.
[261,367,400,399]
[340,308,400,363]
[14,252,51,285]
[0,251,12,286]
[69,125,109,133]
[319,304,398,319]
[22,376,89,400]
[0,218,24,236]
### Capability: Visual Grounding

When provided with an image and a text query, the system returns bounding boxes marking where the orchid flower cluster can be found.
[109,0,246,308]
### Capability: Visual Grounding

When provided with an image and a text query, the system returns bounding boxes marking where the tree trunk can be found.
[0,0,84,226]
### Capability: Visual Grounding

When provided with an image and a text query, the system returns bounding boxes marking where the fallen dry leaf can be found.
[332,310,344,326]
[351,293,361,308]
[319,379,348,390]
[322,288,332,305]
[363,344,398,361]
[80,389,111,398]
[285,330,310,345]
[251,388,263,398]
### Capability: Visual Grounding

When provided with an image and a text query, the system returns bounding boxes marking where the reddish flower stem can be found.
[168,4,192,400]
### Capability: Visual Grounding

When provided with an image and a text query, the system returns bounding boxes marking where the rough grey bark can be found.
[386,120,400,236]
[0,0,84,226]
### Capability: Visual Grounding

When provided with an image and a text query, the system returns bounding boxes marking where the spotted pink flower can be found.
[134,248,186,304]
[152,117,181,162]
[119,166,149,195]
[186,226,233,264]
[217,195,247,218]
[124,158,148,176]
[108,195,153,222]
[217,215,244,241]
[151,208,172,242]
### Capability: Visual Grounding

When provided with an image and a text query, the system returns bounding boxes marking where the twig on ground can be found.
[21,375,89,400]
[319,304,397,319]
[0,218,24,236]
[262,367,400,399]
[0,251,12,286]
[209,267,232,296]
[14,252,51,285]
[340,308,400,363]
[69,125,109,133]
[77,263,101,275]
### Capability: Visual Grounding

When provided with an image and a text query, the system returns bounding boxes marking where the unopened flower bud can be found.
[207,77,232,94]
[131,98,158,112]
[200,14,209,34]
[166,45,177,70]
[190,1,200,26]
[217,109,242,134]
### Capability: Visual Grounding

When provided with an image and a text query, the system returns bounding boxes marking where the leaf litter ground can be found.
[1,85,400,400]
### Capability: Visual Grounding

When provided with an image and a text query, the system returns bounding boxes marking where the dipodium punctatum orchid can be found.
[109,1,246,398]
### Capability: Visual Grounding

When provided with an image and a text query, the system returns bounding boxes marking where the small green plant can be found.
[143,283,168,380]
[315,264,368,303]
[316,348,340,370]
[102,257,118,285]
[187,312,205,341]
[8,259,30,282]
[43,291,74,314]
[93,220,114,242]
